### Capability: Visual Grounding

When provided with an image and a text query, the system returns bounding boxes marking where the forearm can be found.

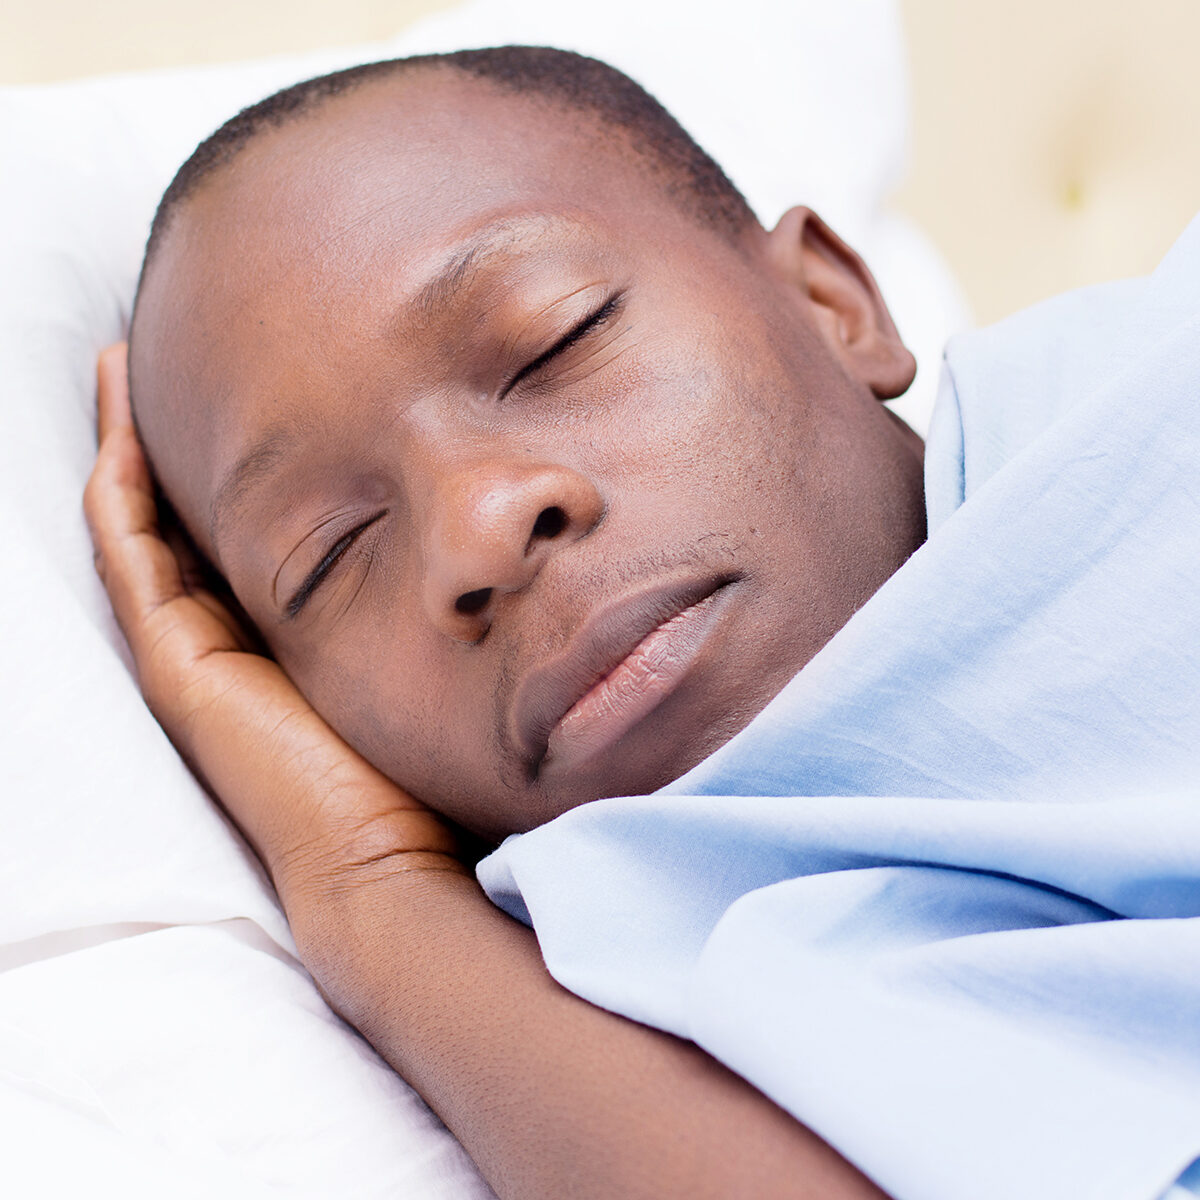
[288,863,887,1200]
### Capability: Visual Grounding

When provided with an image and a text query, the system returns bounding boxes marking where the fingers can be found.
[85,345,197,667]
[96,342,131,441]
[85,461,189,664]
[90,341,150,503]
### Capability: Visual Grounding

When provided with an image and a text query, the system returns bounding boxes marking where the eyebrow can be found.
[413,242,483,317]
[407,214,568,323]
[210,424,304,550]
[207,214,578,549]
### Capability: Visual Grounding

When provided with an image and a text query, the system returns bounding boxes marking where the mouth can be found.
[511,573,739,780]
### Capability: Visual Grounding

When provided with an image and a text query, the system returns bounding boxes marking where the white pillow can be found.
[0,1,967,1195]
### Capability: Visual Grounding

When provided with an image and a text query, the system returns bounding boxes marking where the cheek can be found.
[589,330,818,523]
[286,631,551,845]
[281,631,478,801]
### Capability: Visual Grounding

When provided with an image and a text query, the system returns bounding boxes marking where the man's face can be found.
[132,72,924,839]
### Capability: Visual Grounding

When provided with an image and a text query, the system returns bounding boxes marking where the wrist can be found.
[272,806,472,911]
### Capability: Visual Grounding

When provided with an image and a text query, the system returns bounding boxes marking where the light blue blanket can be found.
[478,216,1200,1200]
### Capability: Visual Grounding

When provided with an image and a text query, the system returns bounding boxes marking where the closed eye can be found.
[285,512,386,619]
[504,293,623,395]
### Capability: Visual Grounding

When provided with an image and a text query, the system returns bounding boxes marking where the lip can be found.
[511,574,738,778]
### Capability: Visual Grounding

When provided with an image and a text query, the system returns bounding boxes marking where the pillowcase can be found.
[0,1,967,1194]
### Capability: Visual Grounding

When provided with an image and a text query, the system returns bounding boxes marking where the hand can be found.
[83,343,466,920]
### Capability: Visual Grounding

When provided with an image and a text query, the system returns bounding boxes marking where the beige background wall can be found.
[4,0,1199,324]
[895,1,1200,322]
[0,0,450,83]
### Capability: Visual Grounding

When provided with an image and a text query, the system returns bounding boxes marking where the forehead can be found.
[150,70,683,312]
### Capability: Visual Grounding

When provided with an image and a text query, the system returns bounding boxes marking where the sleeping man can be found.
[85,47,1200,1200]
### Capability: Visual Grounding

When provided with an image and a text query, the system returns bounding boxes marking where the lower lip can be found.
[543,585,732,774]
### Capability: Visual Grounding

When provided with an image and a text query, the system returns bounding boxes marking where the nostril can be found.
[531,506,567,541]
[455,587,492,616]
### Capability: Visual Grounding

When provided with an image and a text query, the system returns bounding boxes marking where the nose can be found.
[420,453,605,641]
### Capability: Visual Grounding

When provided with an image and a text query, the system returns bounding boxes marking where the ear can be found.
[765,206,916,400]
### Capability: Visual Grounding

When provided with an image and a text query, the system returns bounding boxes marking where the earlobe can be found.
[766,206,916,401]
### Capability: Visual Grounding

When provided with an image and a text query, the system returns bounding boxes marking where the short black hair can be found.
[139,46,755,282]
